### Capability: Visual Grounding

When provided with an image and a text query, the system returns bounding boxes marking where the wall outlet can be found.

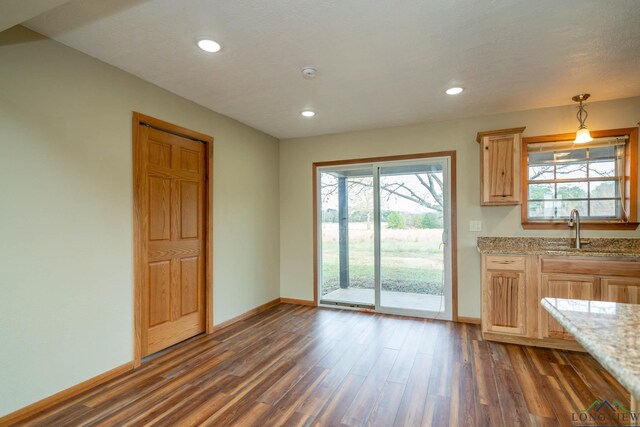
[469,220,482,232]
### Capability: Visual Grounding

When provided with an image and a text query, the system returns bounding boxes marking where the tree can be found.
[321,172,444,214]
[420,212,443,229]
[379,173,444,213]
[591,181,615,198]
[557,185,587,199]
[529,184,553,200]
[323,208,338,223]
[387,211,404,229]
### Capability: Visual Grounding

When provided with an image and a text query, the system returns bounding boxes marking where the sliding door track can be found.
[320,300,375,309]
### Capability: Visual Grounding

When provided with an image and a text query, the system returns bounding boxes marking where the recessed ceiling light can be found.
[301,67,317,79]
[197,39,221,53]
[445,87,464,95]
[301,110,316,117]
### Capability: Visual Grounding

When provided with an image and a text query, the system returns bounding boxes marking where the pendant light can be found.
[572,94,593,144]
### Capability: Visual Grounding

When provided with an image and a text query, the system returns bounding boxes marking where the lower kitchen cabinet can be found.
[483,270,526,335]
[600,277,640,304]
[540,274,597,340]
[481,254,640,350]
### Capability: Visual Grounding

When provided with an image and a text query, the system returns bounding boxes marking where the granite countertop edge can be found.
[476,237,640,258]
[477,247,640,258]
[541,298,640,400]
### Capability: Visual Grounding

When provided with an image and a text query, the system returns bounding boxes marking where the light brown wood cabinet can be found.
[540,274,597,340]
[476,127,525,206]
[600,277,640,304]
[482,256,526,336]
[484,271,526,335]
[481,254,640,350]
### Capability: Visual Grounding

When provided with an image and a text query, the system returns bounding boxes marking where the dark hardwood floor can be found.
[16,304,630,426]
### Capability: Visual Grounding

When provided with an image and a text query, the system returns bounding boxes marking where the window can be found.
[521,128,638,230]
[528,143,623,219]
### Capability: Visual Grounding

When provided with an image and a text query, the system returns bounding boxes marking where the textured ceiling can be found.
[24,0,640,139]
[0,0,71,32]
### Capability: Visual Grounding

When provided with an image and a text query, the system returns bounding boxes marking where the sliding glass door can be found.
[319,166,375,307]
[378,162,450,317]
[317,156,453,320]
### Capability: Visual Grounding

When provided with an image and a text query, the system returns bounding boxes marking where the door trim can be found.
[312,151,458,321]
[132,112,214,367]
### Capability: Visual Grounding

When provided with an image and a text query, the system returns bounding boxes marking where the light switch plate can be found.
[469,220,482,232]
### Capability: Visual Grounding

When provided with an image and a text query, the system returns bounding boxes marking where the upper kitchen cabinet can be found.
[476,127,526,205]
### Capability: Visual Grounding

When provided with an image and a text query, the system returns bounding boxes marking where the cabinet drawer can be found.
[485,255,526,271]
[541,257,640,278]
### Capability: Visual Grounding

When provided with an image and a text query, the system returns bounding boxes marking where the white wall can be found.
[0,26,280,416]
[279,96,640,318]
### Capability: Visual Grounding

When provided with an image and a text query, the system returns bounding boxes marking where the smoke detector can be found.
[301,67,317,79]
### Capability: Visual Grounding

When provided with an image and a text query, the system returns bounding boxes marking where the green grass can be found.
[322,264,444,294]
[321,224,445,296]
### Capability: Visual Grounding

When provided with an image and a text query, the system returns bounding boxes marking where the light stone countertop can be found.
[541,298,640,400]
[477,237,640,258]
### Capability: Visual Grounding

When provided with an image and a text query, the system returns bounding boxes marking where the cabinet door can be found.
[483,271,526,335]
[480,133,521,205]
[601,277,640,304]
[540,274,597,340]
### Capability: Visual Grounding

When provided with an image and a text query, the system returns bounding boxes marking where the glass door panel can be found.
[319,167,375,307]
[378,161,447,316]
[317,156,452,320]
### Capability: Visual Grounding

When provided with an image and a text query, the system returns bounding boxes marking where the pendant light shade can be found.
[575,127,593,144]
[572,94,593,144]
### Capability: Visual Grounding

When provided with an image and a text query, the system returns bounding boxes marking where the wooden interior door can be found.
[139,125,207,356]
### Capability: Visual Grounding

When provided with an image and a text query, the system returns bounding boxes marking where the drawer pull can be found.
[485,255,526,271]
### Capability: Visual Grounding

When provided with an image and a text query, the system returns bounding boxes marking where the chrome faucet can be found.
[568,209,581,249]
